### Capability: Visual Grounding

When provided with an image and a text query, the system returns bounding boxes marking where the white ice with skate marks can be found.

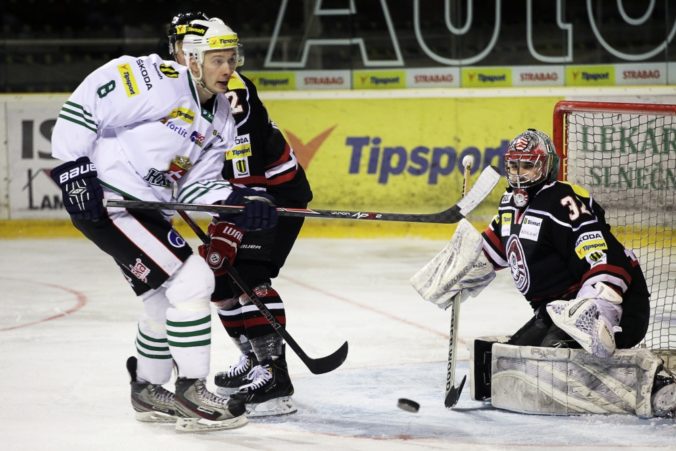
[0,238,674,451]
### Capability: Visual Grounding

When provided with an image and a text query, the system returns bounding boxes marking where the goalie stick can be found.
[445,158,473,408]
[104,166,501,224]
[177,209,348,375]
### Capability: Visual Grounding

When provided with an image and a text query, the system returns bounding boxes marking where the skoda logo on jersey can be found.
[167,230,186,248]
[506,235,530,294]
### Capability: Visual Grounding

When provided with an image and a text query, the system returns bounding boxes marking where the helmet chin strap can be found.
[191,63,217,98]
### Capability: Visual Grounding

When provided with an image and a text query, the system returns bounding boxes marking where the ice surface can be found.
[1,238,674,451]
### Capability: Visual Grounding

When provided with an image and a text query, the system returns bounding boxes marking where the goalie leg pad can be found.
[470,336,509,401]
[490,343,663,417]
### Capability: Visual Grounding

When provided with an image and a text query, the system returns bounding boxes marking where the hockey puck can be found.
[397,398,420,413]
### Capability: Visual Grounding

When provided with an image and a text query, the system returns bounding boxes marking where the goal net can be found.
[553,100,675,368]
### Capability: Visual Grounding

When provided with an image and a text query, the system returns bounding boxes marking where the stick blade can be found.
[305,341,349,375]
[444,375,467,408]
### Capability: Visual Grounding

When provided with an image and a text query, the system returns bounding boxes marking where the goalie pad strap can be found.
[490,343,662,417]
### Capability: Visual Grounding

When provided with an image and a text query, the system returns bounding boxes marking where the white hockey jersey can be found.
[51,54,237,206]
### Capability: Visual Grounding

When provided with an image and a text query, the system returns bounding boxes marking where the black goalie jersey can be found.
[223,71,312,207]
[481,181,649,321]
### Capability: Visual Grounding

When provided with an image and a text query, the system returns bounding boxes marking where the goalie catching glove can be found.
[410,219,495,309]
[50,156,105,221]
[198,221,244,275]
[546,281,623,358]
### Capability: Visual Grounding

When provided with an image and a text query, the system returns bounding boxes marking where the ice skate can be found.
[652,372,676,418]
[126,356,177,423]
[214,352,259,396]
[174,377,248,432]
[231,358,296,417]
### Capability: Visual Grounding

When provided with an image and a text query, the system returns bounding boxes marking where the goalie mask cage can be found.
[553,100,675,369]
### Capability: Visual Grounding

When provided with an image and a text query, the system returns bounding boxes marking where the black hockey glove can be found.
[50,156,105,221]
[221,187,278,231]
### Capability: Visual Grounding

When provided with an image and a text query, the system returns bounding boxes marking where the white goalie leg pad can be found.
[136,287,173,384]
[164,255,215,379]
[490,343,663,417]
[547,282,623,358]
[410,219,494,309]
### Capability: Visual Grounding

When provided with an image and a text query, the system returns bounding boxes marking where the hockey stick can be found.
[105,166,501,224]
[176,209,348,375]
[444,158,473,408]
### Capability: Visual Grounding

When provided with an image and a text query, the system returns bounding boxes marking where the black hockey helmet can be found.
[168,11,209,58]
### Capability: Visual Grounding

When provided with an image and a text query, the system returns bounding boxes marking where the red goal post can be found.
[553,100,676,367]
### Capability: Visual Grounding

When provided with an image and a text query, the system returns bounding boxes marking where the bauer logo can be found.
[118,63,139,97]
[345,136,508,184]
[574,231,608,258]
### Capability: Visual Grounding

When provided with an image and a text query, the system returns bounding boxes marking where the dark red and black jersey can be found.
[223,71,312,208]
[481,181,641,309]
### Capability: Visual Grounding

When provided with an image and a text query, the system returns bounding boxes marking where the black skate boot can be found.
[230,357,296,417]
[126,356,177,423]
[214,352,259,396]
[174,377,248,432]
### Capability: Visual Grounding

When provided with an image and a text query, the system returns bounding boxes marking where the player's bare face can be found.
[201,50,237,93]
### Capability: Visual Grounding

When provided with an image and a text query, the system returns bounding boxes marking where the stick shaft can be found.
[106,166,500,225]
[176,210,348,375]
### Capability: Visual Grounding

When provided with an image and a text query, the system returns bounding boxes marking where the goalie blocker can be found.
[470,337,676,418]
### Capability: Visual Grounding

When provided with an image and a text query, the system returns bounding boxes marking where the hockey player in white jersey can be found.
[167,12,313,417]
[49,18,278,432]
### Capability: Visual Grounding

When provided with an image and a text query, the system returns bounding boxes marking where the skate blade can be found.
[135,411,176,423]
[215,386,240,397]
[246,397,297,418]
[175,414,248,432]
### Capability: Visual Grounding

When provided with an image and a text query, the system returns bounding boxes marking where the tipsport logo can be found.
[346,136,508,184]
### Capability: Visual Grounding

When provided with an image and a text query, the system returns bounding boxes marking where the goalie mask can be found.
[505,129,559,190]
[181,18,243,68]
[167,11,209,58]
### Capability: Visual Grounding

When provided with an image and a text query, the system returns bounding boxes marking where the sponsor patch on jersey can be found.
[159,63,179,78]
[225,134,253,160]
[585,250,607,267]
[143,168,171,188]
[518,215,542,241]
[167,107,195,124]
[118,63,139,97]
[130,258,151,283]
[574,231,608,258]
[190,131,206,147]
[232,158,250,178]
[167,230,186,248]
[500,192,513,205]
[501,212,513,237]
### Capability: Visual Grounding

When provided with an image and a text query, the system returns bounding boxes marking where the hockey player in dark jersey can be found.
[481,128,650,355]
[168,12,313,417]
[421,129,676,416]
